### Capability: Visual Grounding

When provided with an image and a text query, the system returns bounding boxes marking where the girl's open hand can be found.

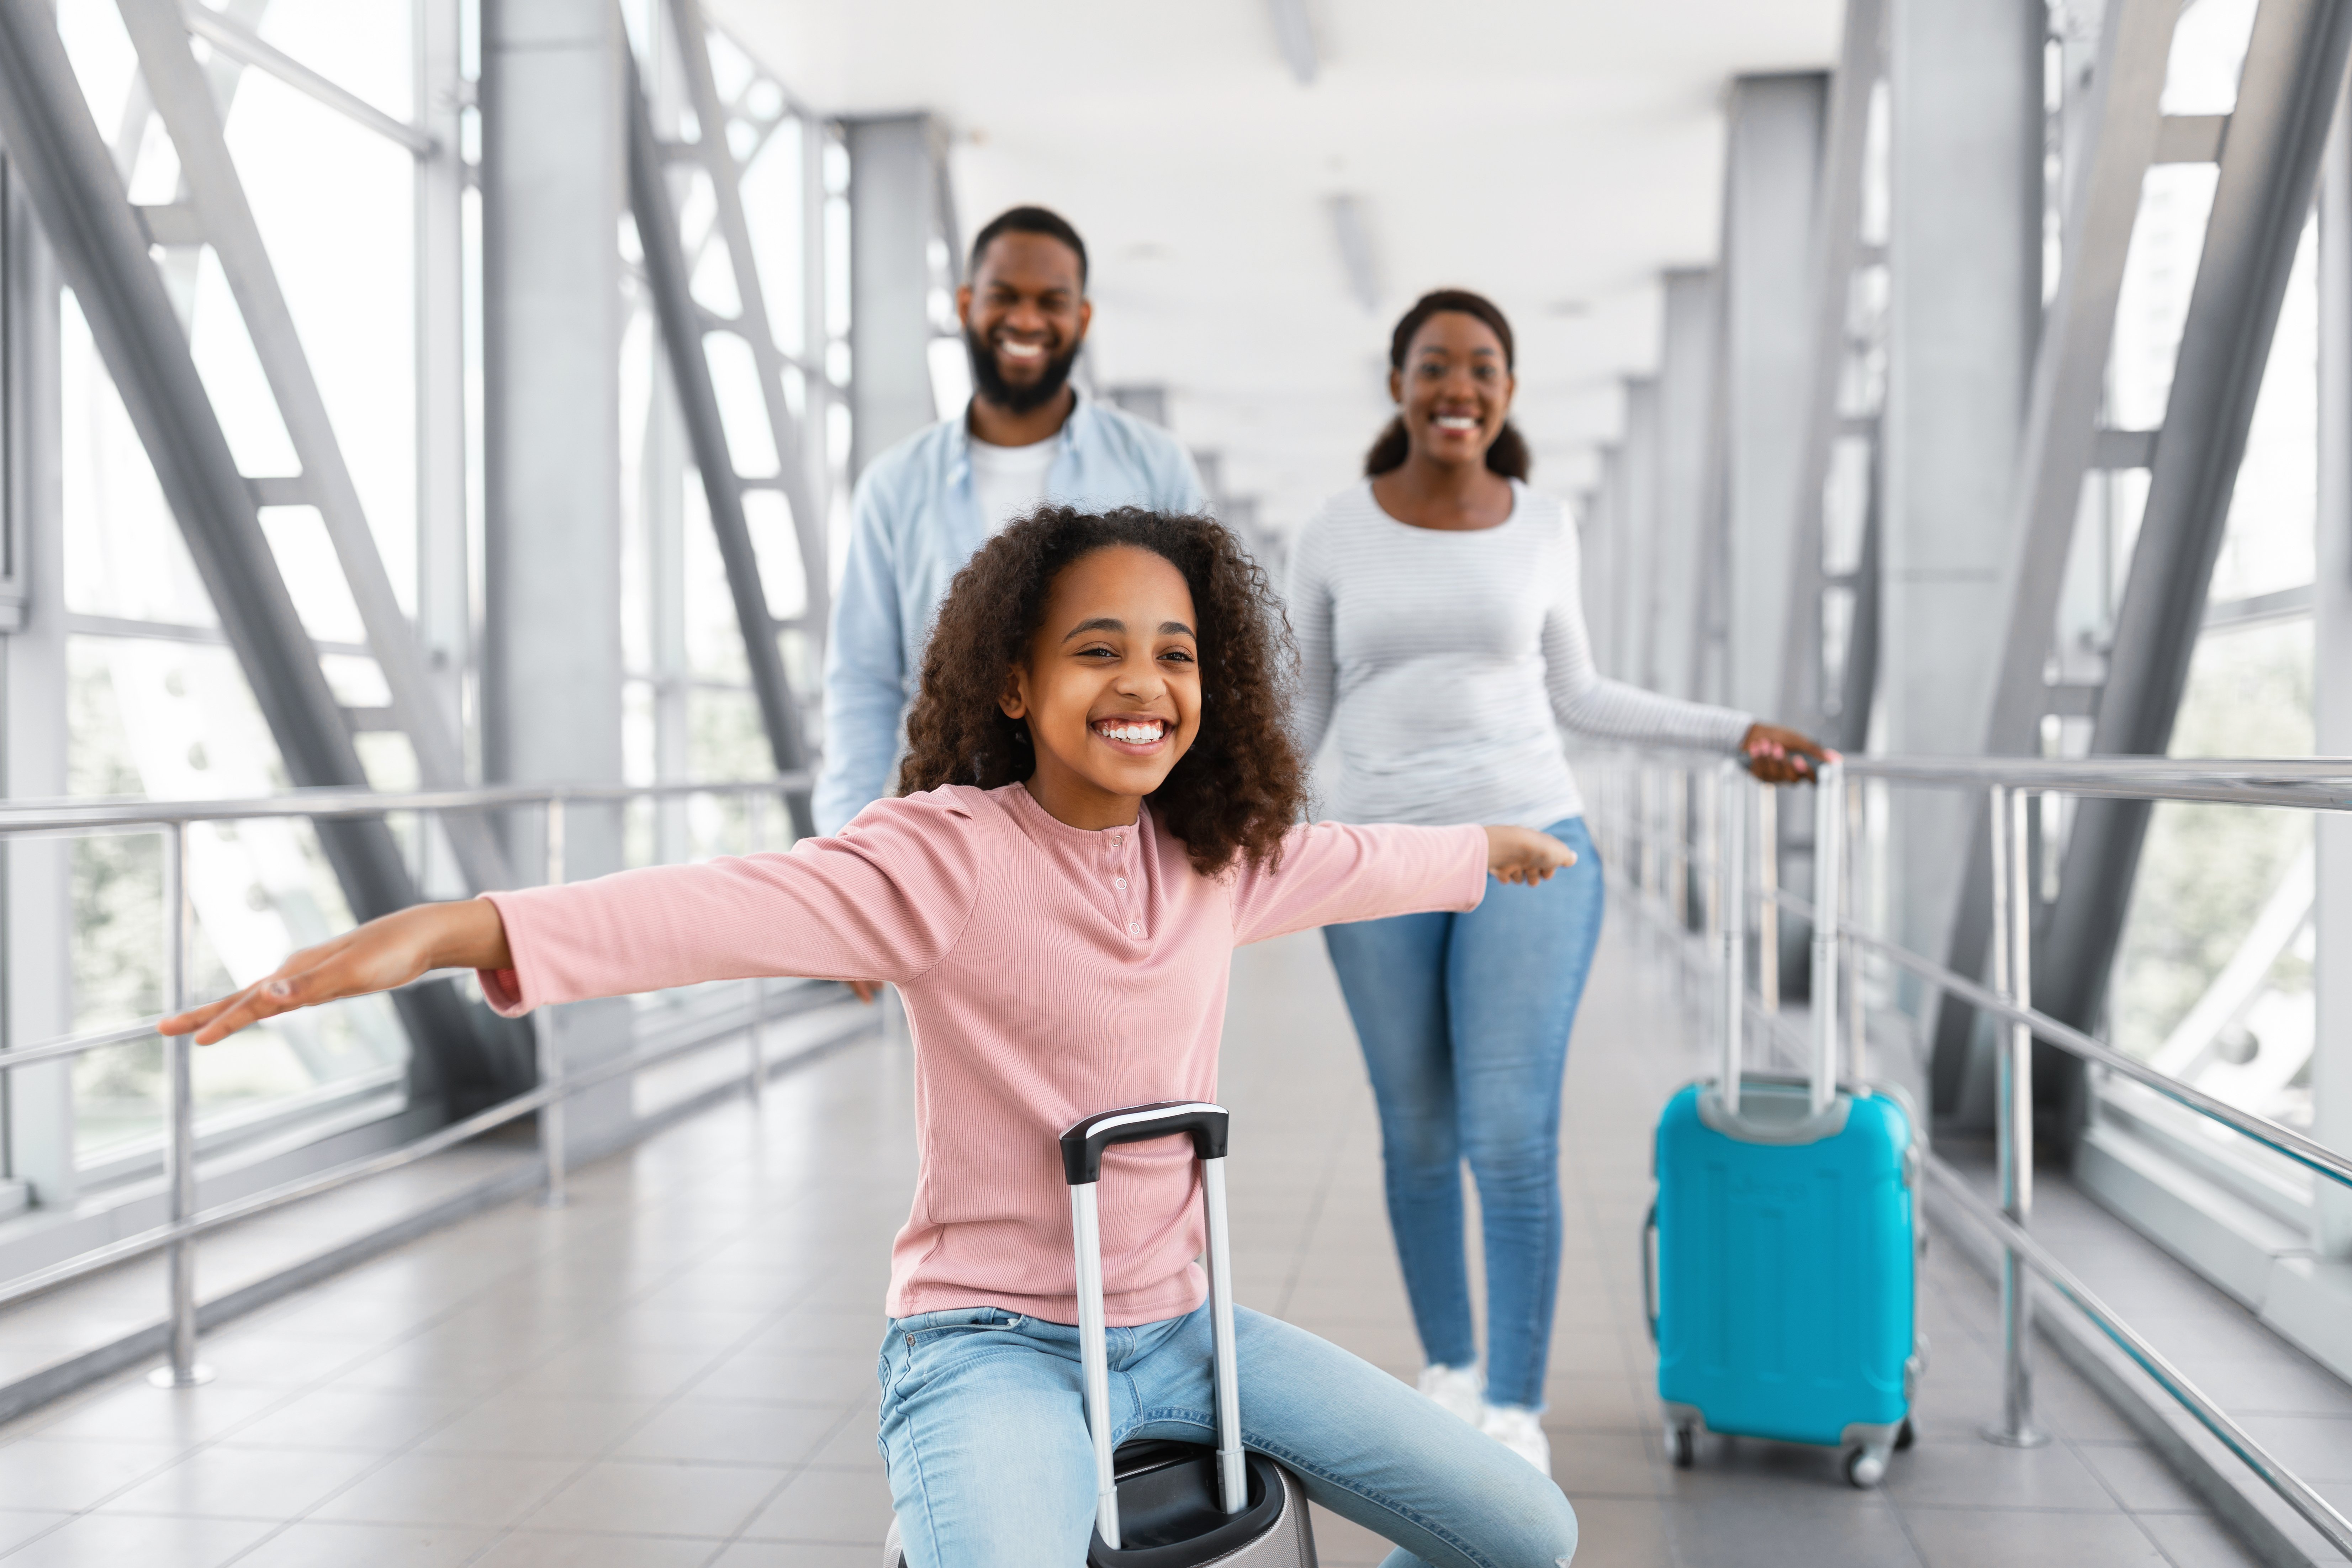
[1484,825,1576,886]
[160,900,512,1046]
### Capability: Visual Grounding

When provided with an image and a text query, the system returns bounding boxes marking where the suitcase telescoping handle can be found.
[1716,757,1846,1119]
[1060,1102,1243,1552]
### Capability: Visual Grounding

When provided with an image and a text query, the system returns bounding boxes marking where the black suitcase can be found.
[884,1102,1316,1566]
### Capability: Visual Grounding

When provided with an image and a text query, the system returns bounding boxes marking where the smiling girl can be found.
[164,507,1580,1568]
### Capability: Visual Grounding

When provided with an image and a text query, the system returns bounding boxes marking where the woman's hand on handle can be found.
[1484,825,1576,886]
[160,900,513,1047]
[1741,722,1839,785]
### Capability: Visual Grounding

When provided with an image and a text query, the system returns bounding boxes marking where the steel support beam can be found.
[1876,0,2042,1085]
[622,42,813,833]
[1649,268,1714,700]
[0,0,515,1103]
[1714,72,1827,721]
[1617,376,1661,686]
[1777,0,1885,741]
[844,113,947,479]
[2,151,75,1206]
[1931,0,2178,1111]
[2040,0,2352,1040]
[115,0,510,895]
[2318,75,2352,1261]
[661,0,829,682]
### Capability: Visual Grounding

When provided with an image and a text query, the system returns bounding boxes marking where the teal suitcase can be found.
[1645,1071,1923,1487]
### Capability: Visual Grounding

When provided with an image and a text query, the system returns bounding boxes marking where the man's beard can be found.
[964,322,1080,416]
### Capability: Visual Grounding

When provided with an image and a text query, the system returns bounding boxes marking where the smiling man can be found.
[814,206,1206,838]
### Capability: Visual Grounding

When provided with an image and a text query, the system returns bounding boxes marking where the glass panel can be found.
[67,637,405,1161]
[60,293,216,625]
[2212,211,2317,603]
[224,67,419,608]
[689,686,769,782]
[2109,164,2219,432]
[741,116,806,358]
[2161,0,2258,116]
[56,0,139,141]
[682,470,749,684]
[252,0,417,123]
[743,489,805,619]
[258,505,366,645]
[2110,620,2313,1127]
[188,248,301,475]
[704,331,778,476]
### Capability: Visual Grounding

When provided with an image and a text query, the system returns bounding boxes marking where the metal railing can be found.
[1590,750,2352,1557]
[0,774,845,1391]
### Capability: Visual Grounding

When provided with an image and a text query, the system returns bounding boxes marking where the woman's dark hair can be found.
[897,507,1307,877]
[1364,287,1530,481]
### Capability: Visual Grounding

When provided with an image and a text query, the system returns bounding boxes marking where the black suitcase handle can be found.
[1061,1102,1230,1186]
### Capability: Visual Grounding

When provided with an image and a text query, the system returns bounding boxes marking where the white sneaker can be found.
[1481,1402,1552,1473]
[1416,1363,1483,1424]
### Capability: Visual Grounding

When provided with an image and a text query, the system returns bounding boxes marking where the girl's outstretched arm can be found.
[167,790,984,1043]
[163,899,510,1045]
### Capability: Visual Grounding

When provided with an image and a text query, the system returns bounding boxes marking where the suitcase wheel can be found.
[1668,1422,1696,1469]
[1845,1442,1891,1488]
[1894,1417,1915,1452]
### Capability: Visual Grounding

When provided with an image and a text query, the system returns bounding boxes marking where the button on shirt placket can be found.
[1108,833,1144,940]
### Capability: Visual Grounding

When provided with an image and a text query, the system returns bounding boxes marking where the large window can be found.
[2,0,852,1203]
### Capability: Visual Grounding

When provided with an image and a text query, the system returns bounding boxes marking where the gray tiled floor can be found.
[0,925,2279,1566]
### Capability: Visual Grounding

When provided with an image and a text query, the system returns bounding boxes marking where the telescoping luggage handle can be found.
[1060,1102,1242,1553]
[1715,757,1846,1119]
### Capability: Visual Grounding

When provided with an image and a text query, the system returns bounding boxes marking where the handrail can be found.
[0,975,845,1312]
[1840,923,2352,1190]
[1923,1155,2352,1556]
[0,773,812,834]
[1592,746,2352,1549]
[0,770,838,1392]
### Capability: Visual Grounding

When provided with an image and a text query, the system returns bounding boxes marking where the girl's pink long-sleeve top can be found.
[479,782,1487,1326]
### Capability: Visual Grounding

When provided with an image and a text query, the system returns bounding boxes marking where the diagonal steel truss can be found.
[1775,0,1886,756]
[107,0,511,894]
[1933,0,2352,1109]
[622,0,825,835]
[0,0,521,1092]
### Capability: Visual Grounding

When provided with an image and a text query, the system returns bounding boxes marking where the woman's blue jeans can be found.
[878,1304,1577,1567]
[1322,815,1604,1410]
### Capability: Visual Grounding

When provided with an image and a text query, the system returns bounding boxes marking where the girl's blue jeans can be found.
[1321,815,1605,1410]
[877,1303,1578,1567]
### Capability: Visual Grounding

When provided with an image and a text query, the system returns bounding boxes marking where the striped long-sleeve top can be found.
[1284,479,1755,830]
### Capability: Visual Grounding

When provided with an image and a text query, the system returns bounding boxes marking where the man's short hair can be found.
[968,206,1088,290]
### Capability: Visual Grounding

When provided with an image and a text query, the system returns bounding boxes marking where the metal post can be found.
[1983,783,2048,1447]
[149,822,212,1388]
[1718,762,1747,1116]
[1668,769,1690,935]
[1810,762,1844,1113]
[1848,777,1867,1081]
[1072,1183,1119,1548]
[1200,1158,1246,1515]
[536,796,569,1209]
[745,791,767,1111]
[1758,784,1780,1014]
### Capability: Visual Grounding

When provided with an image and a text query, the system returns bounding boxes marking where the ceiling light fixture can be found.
[1266,0,1317,85]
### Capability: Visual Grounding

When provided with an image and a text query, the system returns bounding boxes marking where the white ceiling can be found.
[709,0,1843,535]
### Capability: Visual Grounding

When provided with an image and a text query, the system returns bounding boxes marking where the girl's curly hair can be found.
[897,507,1307,877]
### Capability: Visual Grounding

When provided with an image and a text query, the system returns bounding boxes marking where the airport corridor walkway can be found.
[0,925,2260,1566]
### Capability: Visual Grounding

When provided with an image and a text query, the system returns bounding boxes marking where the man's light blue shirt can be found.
[813,391,1207,835]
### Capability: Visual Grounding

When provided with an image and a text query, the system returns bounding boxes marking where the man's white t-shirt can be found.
[969,433,1063,536]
